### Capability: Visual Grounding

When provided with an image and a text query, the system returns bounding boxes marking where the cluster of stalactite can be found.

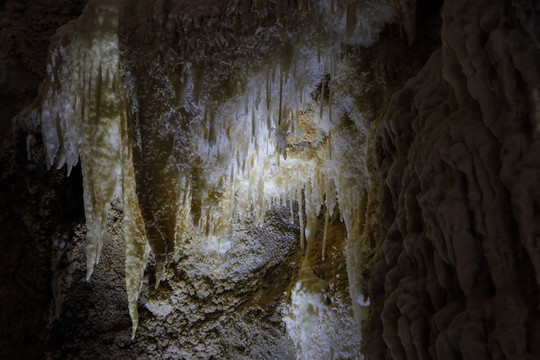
[13,0,540,357]
[15,0,396,349]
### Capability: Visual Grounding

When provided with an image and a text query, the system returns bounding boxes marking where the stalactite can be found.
[322,207,329,261]
[16,0,395,350]
[298,188,305,250]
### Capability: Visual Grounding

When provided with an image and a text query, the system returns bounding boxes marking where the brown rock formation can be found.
[1,0,539,359]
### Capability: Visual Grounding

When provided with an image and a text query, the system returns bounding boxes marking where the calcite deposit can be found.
[364,0,540,359]
[1,0,539,359]
[15,0,395,347]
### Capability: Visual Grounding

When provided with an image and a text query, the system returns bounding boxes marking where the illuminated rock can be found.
[16,0,394,347]
[10,0,540,358]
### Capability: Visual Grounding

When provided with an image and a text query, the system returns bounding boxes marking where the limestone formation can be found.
[1,0,539,359]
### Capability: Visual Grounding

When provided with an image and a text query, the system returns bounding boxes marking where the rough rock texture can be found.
[44,203,302,360]
[0,2,86,359]
[0,132,84,360]
[2,1,360,359]
[0,0,87,129]
[364,0,540,359]
[11,1,392,345]
[2,0,540,359]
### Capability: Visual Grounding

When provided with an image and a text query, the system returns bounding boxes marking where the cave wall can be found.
[3,1,368,358]
[364,0,540,359]
[0,2,87,359]
[1,0,540,359]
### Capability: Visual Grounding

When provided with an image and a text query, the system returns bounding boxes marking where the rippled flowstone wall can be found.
[364,0,540,359]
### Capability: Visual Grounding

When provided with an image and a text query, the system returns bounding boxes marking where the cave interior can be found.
[1,0,540,359]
